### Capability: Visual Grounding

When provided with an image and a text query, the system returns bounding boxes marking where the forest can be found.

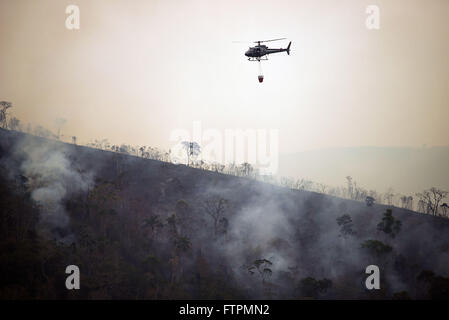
[1,101,448,217]
[1,102,449,299]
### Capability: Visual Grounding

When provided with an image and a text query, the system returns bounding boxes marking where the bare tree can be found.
[384,188,395,206]
[417,199,426,213]
[241,162,253,177]
[328,186,344,198]
[8,117,21,131]
[33,125,56,139]
[441,203,449,217]
[202,196,228,237]
[399,195,414,210]
[345,176,353,199]
[0,101,12,129]
[54,118,67,139]
[210,162,225,173]
[181,141,201,166]
[416,188,448,216]
[317,183,328,194]
[406,196,413,210]
[297,178,314,191]
[400,196,408,208]
[280,177,295,189]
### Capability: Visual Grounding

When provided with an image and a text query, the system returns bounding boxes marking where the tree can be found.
[175,200,189,216]
[211,162,225,173]
[174,199,191,234]
[417,199,426,213]
[361,240,392,256]
[181,141,200,166]
[377,209,401,238]
[240,162,253,177]
[218,217,229,235]
[0,101,12,129]
[139,146,146,157]
[295,178,313,191]
[336,214,356,238]
[119,144,130,154]
[400,196,407,208]
[416,188,448,216]
[384,188,395,206]
[297,277,332,298]
[8,117,21,131]
[54,118,67,139]
[247,259,273,284]
[345,176,353,199]
[441,203,449,217]
[365,196,375,207]
[352,181,368,201]
[174,235,191,253]
[202,196,228,237]
[400,195,414,210]
[407,196,414,210]
[142,215,164,239]
[170,234,192,284]
[317,183,328,194]
[33,125,56,139]
[280,177,294,188]
[166,214,178,238]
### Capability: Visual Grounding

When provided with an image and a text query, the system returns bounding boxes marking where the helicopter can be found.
[244,38,291,61]
[235,38,291,82]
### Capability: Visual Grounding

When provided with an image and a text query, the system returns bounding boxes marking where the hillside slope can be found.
[1,128,449,299]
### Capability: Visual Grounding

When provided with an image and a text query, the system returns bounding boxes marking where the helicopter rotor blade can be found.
[254,38,287,44]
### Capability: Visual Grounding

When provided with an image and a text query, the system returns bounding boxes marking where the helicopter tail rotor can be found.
[286,41,291,55]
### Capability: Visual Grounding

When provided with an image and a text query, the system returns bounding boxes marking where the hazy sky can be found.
[1,0,448,154]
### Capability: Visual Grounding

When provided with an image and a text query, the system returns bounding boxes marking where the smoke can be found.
[195,177,449,298]
[14,135,93,241]
[3,130,449,298]
[226,195,294,269]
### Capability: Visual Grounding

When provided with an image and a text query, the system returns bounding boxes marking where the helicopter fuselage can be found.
[245,42,291,60]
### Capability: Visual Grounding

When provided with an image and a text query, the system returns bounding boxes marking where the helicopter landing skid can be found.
[248,56,268,62]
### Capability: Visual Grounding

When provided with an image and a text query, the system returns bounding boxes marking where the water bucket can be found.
[258,75,264,83]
